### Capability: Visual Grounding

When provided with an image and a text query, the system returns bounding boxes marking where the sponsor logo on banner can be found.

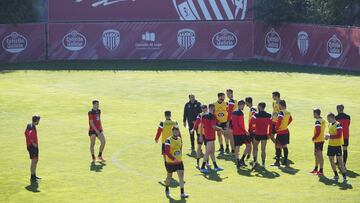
[2,32,27,53]
[74,0,132,7]
[265,28,281,54]
[63,30,87,51]
[212,29,237,50]
[135,32,162,50]
[172,0,249,20]
[327,35,342,59]
[297,31,309,56]
[102,29,120,51]
[177,29,196,50]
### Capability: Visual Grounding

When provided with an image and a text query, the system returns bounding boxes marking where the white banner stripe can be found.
[220,0,234,19]
[209,0,223,20]
[188,0,201,20]
[197,0,212,20]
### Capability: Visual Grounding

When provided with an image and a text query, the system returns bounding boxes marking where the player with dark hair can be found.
[325,113,347,182]
[245,96,257,159]
[226,89,237,153]
[311,108,325,176]
[272,100,293,167]
[249,102,272,167]
[214,92,230,153]
[335,104,351,168]
[164,127,189,198]
[25,115,41,182]
[155,111,178,161]
[88,100,106,162]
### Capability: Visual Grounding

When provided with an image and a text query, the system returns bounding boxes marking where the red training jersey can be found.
[335,113,350,139]
[88,109,102,131]
[231,110,247,136]
[25,124,38,146]
[201,113,217,140]
[249,111,272,136]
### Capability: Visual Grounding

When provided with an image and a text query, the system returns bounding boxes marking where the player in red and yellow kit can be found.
[25,115,41,182]
[335,104,351,168]
[164,127,189,199]
[155,111,178,160]
[325,113,347,182]
[226,89,237,154]
[272,100,293,167]
[310,108,325,176]
[271,91,281,143]
[245,96,257,160]
[214,92,229,153]
[88,100,106,162]
[192,105,208,168]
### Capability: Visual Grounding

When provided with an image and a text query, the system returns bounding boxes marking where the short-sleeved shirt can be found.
[88,109,102,131]
[25,124,38,146]
[201,113,217,140]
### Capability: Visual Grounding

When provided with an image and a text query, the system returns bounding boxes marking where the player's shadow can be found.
[237,167,254,177]
[318,176,353,190]
[166,195,187,203]
[201,171,228,182]
[346,170,359,178]
[253,166,280,179]
[278,165,299,175]
[216,153,236,163]
[185,151,197,159]
[158,179,180,188]
[90,162,106,172]
[25,181,40,193]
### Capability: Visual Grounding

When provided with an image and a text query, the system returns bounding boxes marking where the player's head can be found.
[336,104,344,113]
[92,100,99,109]
[201,104,208,113]
[245,97,253,107]
[217,92,225,102]
[272,91,280,100]
[208,104,215,114]
[279,100,286,110]
[164,111,171,119]
[327,112,336,123]
[189,94,195,102]
[238,100,245,110]
[32,115,41,125]
[258,102,266,111]
[313,108,321,119]
[226,89,233,98]
[172,126,180,137]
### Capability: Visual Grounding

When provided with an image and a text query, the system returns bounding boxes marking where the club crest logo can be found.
[327,35,342,59]
[297,31,309,56]
[265,28,281,54]
[212,29,237,50]
[173,0,249,20]
[102,29,120,51]
[177,28,196,50]
[2,32,27,53]
[63,30,87,51]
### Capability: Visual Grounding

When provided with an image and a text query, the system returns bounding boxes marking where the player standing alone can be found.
[335,104,351,168]
[311,108,325,176]
[25,115,41,182]
[88,100,106,163]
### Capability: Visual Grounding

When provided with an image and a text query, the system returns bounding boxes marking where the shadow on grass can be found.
[25,181,40,193]
[237,167,254,177]
[346,170,359,178]
[278,165,300,175]
[166,195,188,203]
[318,176,353,190]
[200,171,228,182]
[158,179,180,188]
[90,161,106,172]
[216,153,235,163]
[253,166,280,179]
[185,151,197,159]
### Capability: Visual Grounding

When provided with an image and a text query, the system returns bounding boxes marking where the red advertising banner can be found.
[254,22,360,71]
[49,0,254,22]
[0,24,46,63]
[48,21,254,60]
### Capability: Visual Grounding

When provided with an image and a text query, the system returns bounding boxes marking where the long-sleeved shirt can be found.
[231,109,247,135]
[183,100,202,125]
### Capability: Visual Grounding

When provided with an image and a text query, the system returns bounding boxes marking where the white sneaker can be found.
[214,167,224,172]
[181,193,189,198]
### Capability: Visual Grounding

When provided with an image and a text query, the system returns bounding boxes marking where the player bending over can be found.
[311,108,325,176]
[25,115,41,182]
[88,100,106,162]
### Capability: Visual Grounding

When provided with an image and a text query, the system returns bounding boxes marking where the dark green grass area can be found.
[1,59,359,76]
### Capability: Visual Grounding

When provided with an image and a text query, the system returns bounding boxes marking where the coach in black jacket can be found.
[183,94,202,151]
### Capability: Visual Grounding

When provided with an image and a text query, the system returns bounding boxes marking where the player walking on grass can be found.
[183,94,202,151]
[88,100,106,162]
[164,127,189,199]
[311,108,325,176]
[155,111,178,160]
[272,100,293,167]
[335,104,351,168]
[214,92,229,153]
[200,104,224,173]
[249,102,272,167]
[226,89,237,153]
[25,115,41,182]
[192,105,208,168]
[245,97,257,160]
[325,113,347,182]
[231,100,251,168]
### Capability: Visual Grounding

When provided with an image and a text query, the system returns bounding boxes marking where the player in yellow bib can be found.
[155,111,178,159]
[271,91,281,143]
[310,108,325,176]
[214,92,229,153]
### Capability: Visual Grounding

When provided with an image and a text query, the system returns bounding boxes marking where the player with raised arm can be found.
[88,100,106,162]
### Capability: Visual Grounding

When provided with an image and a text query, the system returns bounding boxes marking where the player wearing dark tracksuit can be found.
[183,94,202,151]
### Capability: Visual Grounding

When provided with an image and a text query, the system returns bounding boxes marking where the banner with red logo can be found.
[254,22,360,71]
[49,0,254,22]
[48,21,254,60]
[0,24,45,63]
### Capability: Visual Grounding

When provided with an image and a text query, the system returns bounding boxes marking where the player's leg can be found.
[177,169,189,198]
[316,149,324,175]
[97,133,106,161]
[200,140,211,172]
[234,141,240,167]
[343,141,348,168]
[223,129,230,153]
[217,130,224,153]
[247,136,253,159]
[189,123,195,151]
[260,140,267,166]
[165,172,173,196]
[329,155,340,181]
[252,139,259,164]
[336,155,347,181]
[89,134,96,162]
[228,129,235,153]
[273,143,282,167]
[209,141,223,171]
[282,144,288,166]
[196,133,203,168]
[312,145,319,173]
[239,142,250,167]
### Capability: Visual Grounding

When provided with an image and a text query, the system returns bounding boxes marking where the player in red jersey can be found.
[88,100,106,163]
[335,104,351,168]
[231,100,251,168]
[245,96,257,160]
[226,89,236,154]
[25,115,41,182]
[192,105,208,168]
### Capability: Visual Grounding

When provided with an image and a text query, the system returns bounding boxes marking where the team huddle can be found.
[154,90,351,198]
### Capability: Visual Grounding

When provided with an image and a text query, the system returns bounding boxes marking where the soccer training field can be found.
[0,69,359,203]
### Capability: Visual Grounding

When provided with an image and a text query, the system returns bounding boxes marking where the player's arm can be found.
[164,140,176,161]
[227,101,234,123]
[312,121,321,141]
[154,122,163,143]
[268,117,273,137]
[239,115,249,135]
[330,124,343,139]
[288,115,293,125]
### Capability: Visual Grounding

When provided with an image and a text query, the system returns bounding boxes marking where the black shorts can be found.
[272,123,277,134]
[327,146,342,157]
[234,135,250,146]
[276,133,289,146]
[254,134,268,141]
[27,145,39,160]
[161,143,165,155]
[343,139,349,147]
[249,133,255,141]
[89,130,103,136]
[217,122,227,130]
[314,142,324,152]
[165,162,184,173]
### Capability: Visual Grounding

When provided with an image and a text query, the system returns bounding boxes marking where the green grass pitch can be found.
[0,70,359,203]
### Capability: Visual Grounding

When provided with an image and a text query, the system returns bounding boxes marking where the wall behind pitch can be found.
[0,24,46,63]
[254,22,360,71]
[48,21,254,60]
